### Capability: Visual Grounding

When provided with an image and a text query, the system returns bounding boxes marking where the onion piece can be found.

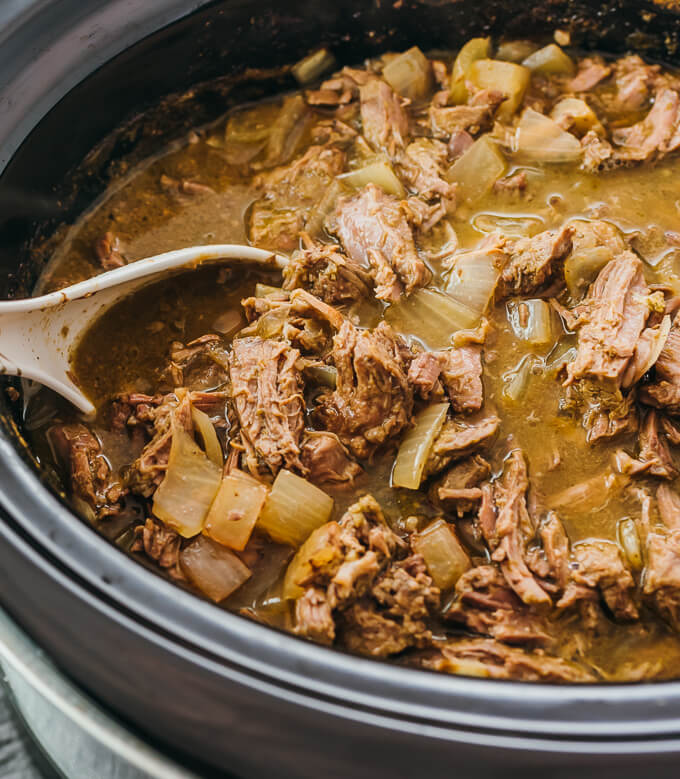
[204,469,269,551]
[258,469,334,547]
[446,136,506,204]
[446,249,500,316]
[291,48,337,85]
[255,283,288,299]
[449,37,491,103]
[385,288,479,350]
[413,519,471,590]
[522,44,575,76]
[550,97,603,136]
[191,406,223,467]
[502,354,537,403]
[338,159,405,198]
[180,534,251,602]
[506,299,554,345]
[514,108,582,163]
[152,425,222,538]
[617,518,642,570]
[383,46,433,101]
[212,309,244,337]
[496,40,538,63]
[393,402,450,489]
[305,364,338,388]
[468,59,530,120]
[283,522,337,599]
[564,245,613,298]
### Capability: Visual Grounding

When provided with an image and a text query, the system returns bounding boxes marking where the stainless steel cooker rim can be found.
[1,0,680,755]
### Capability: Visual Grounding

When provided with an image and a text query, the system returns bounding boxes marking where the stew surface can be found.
[26,37,680,682]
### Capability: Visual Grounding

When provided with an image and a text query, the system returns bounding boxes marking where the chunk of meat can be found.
[565,252,652,388]
[407,352,444,399]
[333,184,430,299]
[481,449,552,607]
[291,495,417,647]
[160,334,228,390]
[640,315,680,413]
[568,57,612,93]
[431,454,490,517]
[94,231,126,270]
[493,171,527,194]
[610,55,658,113]
[446,565,552,646]
[127,392,193,497]
[408,346,483,411]
[315,320,413,459]
[359,79,410,156]
[282,236,373,306]
[580,130,615,172]
[48,423,123,517]
[159,174,214,199]
[229,337,305,477]
[341,555,439,657]
[643,485,680,631]
[557,541,638,621]
[439,346,484,412]
[612,88,680,163]
[448,129,474,160]
[617,410,677,479]
[249,145,345,251]
[429,95,502,139]
[305,66,373,107]
[241,287,345,357]
[397,138,457,204]
[131,518,185,581]
[300,432,362,485]
[497,225,574,297]
[423,415,500,479]
[583,386,638,444]
[413,637,594,681]
[295,587,335,645]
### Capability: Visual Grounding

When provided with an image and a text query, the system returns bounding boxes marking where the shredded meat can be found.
[423,415,500,478]
[359,78,410,157]
[558,541,638,621]
[282,236,373,306]
[292,495,438,657]
[131,518,185,581]
[565,252,652,388]
[315,320,413,459]
[397,138,457,205]
[481,449,552,607]
[429,95,502,139]
[250,144,345,251]
[333,184,430,299]
[446,565,552,646]
[413,637,594,681]
[341,555,439,656]
[497,225,574,297]
[408,346,483,411]
[300,432,362,485]
[642,484,680,630]
[568,57,612,93]
[229,337,305,476]
[127,392,193,497]
[612,88,680,163]
[48,423,123,517]
[431,454,490,517]
[640,315,680,412]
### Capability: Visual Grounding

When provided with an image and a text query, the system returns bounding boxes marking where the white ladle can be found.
[0,245,288,417]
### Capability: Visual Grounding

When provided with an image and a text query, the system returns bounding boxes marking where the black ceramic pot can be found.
[2,2,680,777]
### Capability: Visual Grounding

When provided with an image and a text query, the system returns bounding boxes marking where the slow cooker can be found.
[2,1,680,776]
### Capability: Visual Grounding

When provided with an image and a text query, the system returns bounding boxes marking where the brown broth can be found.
[27,49,680,680]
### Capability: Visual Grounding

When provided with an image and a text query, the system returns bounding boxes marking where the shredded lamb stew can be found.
[26,37,680,682]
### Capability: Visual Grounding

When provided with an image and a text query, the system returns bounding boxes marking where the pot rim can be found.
[2,0,680,748]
